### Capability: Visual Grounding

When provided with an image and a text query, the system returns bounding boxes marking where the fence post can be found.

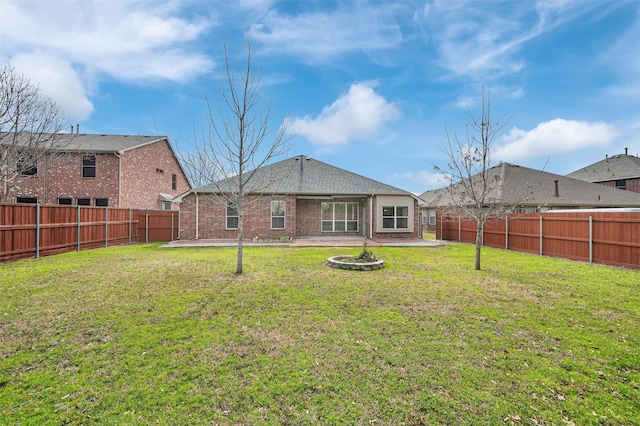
[35,203,40,259]
[458,216,461,242]
[105,206,109,248]
[505,216,509,250]
[128,208,132,244]
[589,216,593,264]
[171,211,175,241]
[539,215,543,256]
[146,214,149,242]
[77,205,81,252]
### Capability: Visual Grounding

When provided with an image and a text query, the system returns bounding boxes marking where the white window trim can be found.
[226,201,238,229]
[382,205,409,230]
[428,210,436,226]
[321,202,359,232]
[271,200,286,229]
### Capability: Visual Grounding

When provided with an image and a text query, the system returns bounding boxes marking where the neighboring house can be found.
[177,155,421,241]
[566,148,640,193]
[419,162,640,231]
[3,133,191,209]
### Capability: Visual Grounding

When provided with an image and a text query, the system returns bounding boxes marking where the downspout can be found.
[115,151,122,207]
[369,194,374,239]
[195,191,199,240]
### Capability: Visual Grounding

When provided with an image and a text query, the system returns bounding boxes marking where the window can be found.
[226,202,238,229]
[77,198,91,206]
[58,198,72,205]
[82,155,96,178]
[321,202,358,232]
[271,200,285,229]
[94,198,108,207]
[382,206,409,229]
[17,155,37,176]
[162,201,172,211]
[615,179,626,190]
[172,173,177,190]
[156,168,164,174]
[16,197,37,204]
[428,210,436,226]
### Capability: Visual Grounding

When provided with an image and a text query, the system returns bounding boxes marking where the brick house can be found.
[4,133,191,209]
[177,155,421,241]
[566,148,640,193]
[419,162,640,231]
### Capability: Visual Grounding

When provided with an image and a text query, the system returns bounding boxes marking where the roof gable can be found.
[421,163,640,208]
[567,154,640,182]
[194,155,414,197]
[1,132,168,153]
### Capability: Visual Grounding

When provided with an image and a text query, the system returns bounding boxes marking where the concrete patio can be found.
[161,236,445,248]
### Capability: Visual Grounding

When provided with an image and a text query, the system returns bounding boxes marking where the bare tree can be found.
[0,65,71,202]
[180,43,291,274]
[433,85,513,270]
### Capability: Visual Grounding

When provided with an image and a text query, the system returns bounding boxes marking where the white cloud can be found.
[0,0,214,120]
[10,53,94,120]
[395,170,445,192]
[289,81,400,145]
[418,0,606,79]
[246,4,402,62]
[494,118,617,162]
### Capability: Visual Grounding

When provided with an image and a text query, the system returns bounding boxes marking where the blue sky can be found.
[2,0,639,193]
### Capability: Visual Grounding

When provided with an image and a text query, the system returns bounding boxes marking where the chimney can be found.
[625,147,628,155]
[554,179,559,197]
[76,124,80,134]
[70,125,74,134]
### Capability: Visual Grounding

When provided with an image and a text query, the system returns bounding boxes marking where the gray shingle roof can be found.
[566,154,640,182]
[1,132,167,153]
[194,155,414,196]
[60,134,167,153]
[419,163,640,208]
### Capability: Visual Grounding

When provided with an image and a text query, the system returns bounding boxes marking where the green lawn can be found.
[1,243,638,425]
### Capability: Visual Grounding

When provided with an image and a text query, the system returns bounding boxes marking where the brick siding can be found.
[119,139,190,210]
[10,153,119,206]
[180,193,420,240]
[596,178,640,193]
[9,138,190,209]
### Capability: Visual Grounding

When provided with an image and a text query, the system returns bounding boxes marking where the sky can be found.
[1,0,640,194]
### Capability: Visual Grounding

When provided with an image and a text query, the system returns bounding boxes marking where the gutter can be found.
[370,194,374,239]
[195,191,199,240]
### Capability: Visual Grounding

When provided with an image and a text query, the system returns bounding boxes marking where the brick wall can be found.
[10,152,119,206]
[296,197,368,237]
[180,193,420,240]
[120,139,191,210]
[596,178,640,193]
[10,138,191,209]
[180,193,296,240]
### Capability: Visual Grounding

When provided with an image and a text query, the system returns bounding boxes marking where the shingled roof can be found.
[192,155,415,197]
[420,163,640,209]
[566,153,640,182]
[2,132,170,153]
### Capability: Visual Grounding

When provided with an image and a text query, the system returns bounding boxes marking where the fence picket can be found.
[0,203,177,262]
[437,211,640,269]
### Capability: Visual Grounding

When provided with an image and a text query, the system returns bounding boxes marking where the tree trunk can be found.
[475,221,483,270]
[236,215,244,274]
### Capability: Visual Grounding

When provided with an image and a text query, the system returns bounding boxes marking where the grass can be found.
[0,243,638,425]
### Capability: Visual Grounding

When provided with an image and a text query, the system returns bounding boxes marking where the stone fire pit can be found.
[326,256,385,271]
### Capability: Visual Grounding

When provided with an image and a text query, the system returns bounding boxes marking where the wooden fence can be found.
[0,203,179,262]
[437,211,640,269]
